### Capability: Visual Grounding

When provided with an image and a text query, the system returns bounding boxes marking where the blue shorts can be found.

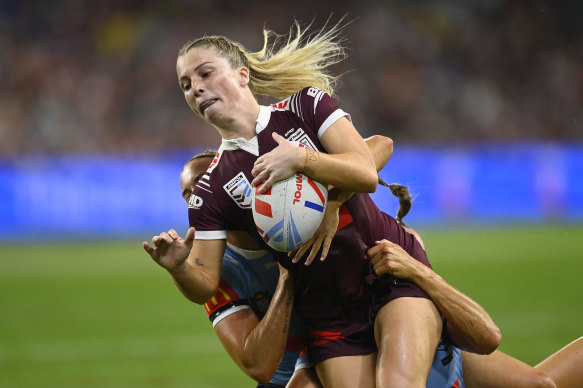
[427,337,465,388]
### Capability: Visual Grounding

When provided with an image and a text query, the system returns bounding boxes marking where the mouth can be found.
[200,99,218,114]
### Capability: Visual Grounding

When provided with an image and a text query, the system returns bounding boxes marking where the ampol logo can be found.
[294,173,326,212]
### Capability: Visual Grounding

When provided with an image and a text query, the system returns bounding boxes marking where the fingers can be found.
[251,171,268,188]
[366,240,384,257]
[292,242,310,264]
[251,159,264,178]
[304,236,324,266]
[154,232,173,245]
[272,132,285,143]
[320,235,332,262]
[185,227,195,243]
[142,241,154,255]
[168,229,179,239]
[255,177,273,194]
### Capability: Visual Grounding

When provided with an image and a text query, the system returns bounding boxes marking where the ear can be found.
[238,66,250,87]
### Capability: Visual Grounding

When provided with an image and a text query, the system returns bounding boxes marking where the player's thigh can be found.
[535,336,583,388]
[374,297,442,386]
[314,353,376,388]
[287,367,323,388]
[462,350,555,388]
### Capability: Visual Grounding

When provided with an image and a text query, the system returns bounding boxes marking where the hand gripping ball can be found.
[252,172,328,252]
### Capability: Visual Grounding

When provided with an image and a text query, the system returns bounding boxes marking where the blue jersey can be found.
[426,336,465,388]
[203,244,305,386]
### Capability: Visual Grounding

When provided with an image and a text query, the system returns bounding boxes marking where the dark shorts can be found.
[367,231,432,320]
[305,317,377,365]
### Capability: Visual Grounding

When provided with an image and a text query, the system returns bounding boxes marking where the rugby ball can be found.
[252,172,328,252]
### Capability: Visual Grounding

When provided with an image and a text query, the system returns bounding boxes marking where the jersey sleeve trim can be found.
[211,302,252,327]
[195,230,228,240]
[317,108,350,139]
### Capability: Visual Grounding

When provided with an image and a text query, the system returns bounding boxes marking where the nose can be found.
[191,79,205,97]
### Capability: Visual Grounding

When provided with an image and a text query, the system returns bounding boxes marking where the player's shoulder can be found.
[270,87,328,111]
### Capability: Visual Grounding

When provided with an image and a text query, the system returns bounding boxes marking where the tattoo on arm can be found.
[194,257,204,266]
[281,294,293,334]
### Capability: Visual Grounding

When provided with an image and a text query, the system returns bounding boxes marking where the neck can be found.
[215,97,260,141]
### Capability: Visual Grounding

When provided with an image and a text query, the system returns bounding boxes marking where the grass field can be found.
[0,225,582,387]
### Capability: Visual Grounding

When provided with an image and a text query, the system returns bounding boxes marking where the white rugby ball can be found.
[252,172,328,252]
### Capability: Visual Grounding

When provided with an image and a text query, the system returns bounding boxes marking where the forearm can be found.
[320,135,393,206]
[302,149,378,193]
[409,264,501,354]
[169,239,225,305]
[239,271,295,380]
[169,258,218,304]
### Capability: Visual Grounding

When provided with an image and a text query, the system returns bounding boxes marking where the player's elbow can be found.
[361,169,379,192]
[474,325,503,355]
[243,363,276,384]
[181,279,220,305]
[523,371,557,388]
[380,135,394,156]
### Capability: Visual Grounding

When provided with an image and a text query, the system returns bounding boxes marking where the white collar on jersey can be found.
[255,105,271,134]
[219,105,271,156]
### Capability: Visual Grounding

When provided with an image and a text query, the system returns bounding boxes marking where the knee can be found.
[376,368,426,388]
[529,371,556,388]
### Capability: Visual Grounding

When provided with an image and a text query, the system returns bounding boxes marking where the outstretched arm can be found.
[143,227,225,304]
[367,239,502,354]
[213,264,295,383]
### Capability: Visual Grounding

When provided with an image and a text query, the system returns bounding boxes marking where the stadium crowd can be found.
[0,0,581,156]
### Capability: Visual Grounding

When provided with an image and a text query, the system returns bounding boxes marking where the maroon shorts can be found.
[367,229,432,320]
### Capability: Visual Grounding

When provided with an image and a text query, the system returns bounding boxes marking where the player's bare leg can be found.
[287,367,323,388]
[535,336,583,388]
[462,350,555,388]
[314,353,376,388]
[374,297,442,388]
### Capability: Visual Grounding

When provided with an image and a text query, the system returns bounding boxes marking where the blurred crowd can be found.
[0,0,581,155]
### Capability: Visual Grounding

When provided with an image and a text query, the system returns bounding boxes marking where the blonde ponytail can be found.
[178,18,349,98]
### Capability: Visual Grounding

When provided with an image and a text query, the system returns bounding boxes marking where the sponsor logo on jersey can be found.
[272,99,289,110]
[207,151,222,173]
[223,172,253,208]
[285,127,317,151]
[188,194,203,209]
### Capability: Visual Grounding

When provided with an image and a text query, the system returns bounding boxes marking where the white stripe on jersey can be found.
[313,89,325,114]
[195,230,228,240]
[194,184,212,193]
[318,109,349,139]
[289,93,302,121]
[212,304,251,327]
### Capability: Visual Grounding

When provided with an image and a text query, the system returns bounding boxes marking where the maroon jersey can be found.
[188,86,347,242]
[188,86,432,363]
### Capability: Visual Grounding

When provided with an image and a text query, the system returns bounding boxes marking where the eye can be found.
[201,71,210,79]
[181,82,191,92]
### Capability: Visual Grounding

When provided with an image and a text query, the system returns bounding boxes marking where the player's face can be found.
[177,47,248,124]
[180,157,213,203]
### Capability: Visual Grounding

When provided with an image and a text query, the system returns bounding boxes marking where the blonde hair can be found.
[178,19,349,98]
